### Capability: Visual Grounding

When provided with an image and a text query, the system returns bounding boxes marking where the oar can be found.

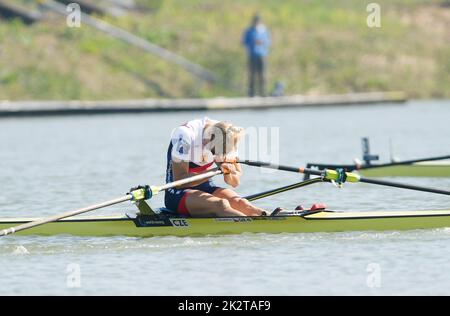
[0,169,222,237]
[239,160,450,196]
[244,178,323,202]
[305,154,450,176]
[358,154,450,170]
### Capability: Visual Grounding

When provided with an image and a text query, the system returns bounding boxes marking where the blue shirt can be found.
[243,24,271,57]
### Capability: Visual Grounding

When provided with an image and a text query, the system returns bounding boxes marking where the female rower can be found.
[165,117,266,217]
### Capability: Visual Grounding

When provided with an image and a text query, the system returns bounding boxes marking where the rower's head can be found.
[204,121,244,161]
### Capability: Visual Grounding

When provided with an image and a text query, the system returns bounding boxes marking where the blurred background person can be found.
[242,14,271,97]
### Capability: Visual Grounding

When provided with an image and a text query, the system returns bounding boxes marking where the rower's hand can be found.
[215,155,237,164]
[220,162,237,175]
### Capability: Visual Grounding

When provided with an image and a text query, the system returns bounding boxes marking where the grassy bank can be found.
[0,0,449,100]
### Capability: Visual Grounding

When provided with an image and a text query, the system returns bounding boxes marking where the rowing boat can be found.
[1,209,450,237]
[1,160,449,238]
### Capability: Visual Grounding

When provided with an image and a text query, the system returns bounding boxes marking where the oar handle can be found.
[157,169,223,192]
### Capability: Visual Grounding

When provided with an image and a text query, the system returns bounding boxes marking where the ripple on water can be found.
[1,228,450,255]
[0,229,450,295]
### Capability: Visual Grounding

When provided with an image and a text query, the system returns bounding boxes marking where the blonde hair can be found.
[204,121,244,156]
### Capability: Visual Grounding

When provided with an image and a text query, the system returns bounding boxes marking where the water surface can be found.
[0,100,449,295]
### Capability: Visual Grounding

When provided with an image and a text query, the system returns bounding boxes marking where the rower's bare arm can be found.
[172,161,209,188]
[221,163,242,188]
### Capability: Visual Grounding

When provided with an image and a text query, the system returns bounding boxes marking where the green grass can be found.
[0,0,449,100]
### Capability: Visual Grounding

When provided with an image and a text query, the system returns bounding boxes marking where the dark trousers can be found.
[248,55,266,97]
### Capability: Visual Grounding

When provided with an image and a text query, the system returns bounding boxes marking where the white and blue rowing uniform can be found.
[165,118,220,216]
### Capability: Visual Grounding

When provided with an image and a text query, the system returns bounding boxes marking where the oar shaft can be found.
[361,154,450,170]
[0,195,132,236]
[240,159,450,196]
[241,160,310,174]
[360,178,450,195]
[241,160,327,178]
[244,178,323,202]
